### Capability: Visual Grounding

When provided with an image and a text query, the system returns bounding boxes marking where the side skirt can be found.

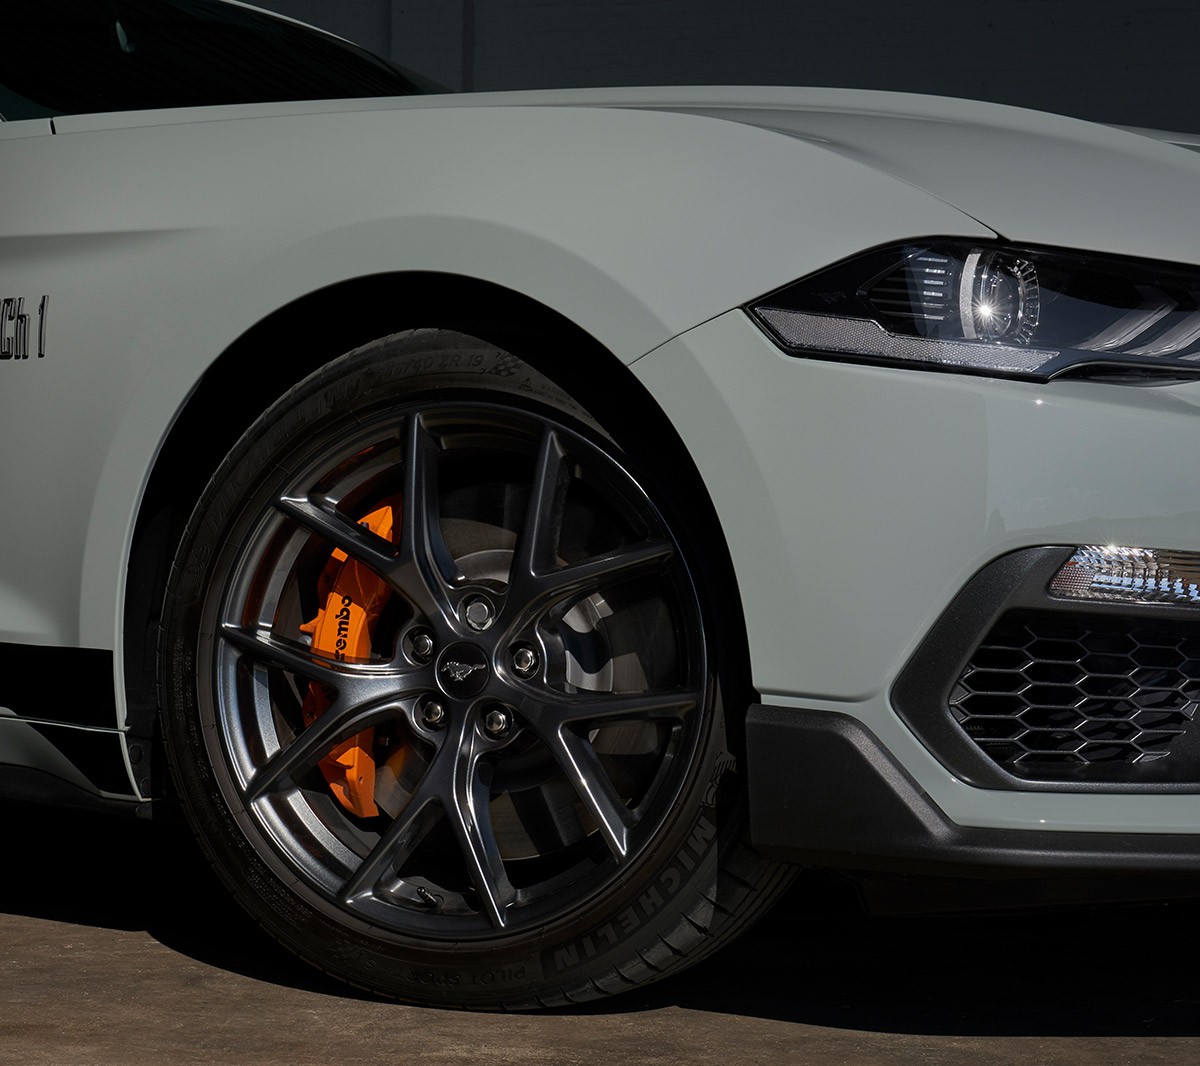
[0,642,138,810]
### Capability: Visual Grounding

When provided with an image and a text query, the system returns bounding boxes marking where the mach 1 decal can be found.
[0,296,48,360]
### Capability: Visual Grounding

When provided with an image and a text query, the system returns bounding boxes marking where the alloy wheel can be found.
[205,403,709,938]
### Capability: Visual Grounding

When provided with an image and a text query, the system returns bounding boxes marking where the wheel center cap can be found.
[436,642,490,698]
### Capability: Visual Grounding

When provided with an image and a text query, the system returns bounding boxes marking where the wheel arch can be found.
[121,271,752,798]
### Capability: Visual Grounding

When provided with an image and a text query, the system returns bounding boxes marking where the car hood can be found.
[614,86,1200,267]
[52,84,1200,266]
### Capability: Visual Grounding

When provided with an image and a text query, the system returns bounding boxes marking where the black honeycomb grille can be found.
[951,610,1200,777]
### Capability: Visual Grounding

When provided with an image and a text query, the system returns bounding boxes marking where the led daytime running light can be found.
[756,307,1057,374]
[1050,546,1200,606]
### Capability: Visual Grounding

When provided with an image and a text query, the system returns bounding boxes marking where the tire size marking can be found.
[326,943,538,991]
[397,352,490,375]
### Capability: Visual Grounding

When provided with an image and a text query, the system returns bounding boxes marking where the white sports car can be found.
[6,0,1200,1009]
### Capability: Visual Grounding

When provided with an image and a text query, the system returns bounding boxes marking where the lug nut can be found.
[409,628,435,663]
[511,645,539,678]
[483,707,511,737]
[422,701,446,728]
[464,596,494,631]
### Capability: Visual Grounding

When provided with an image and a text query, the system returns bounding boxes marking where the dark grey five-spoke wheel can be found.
[162,330,793,1007]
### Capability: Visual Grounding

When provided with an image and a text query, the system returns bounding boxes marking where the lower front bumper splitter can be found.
[747,704,1200,875]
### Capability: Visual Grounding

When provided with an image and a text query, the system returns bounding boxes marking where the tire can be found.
[160,328,794,1008]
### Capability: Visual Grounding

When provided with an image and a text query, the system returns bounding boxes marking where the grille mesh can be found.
[950,611,1200,773]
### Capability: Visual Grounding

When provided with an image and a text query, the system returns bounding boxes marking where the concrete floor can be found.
[2,799,1199,1065]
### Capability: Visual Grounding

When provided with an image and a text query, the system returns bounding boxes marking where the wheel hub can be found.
[435,641,491,699]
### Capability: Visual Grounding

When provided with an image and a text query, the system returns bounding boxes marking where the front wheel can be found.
[160,329,793,1007]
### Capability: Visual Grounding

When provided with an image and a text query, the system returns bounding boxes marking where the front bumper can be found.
[633,309,1200,837]
[746,705,1200,872]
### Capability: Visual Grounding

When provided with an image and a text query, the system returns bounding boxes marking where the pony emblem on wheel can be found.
[441,661,485,683]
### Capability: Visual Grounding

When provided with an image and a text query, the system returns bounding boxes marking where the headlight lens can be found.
[749,241,1200,383]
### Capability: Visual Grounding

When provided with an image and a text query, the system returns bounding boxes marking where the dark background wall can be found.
[251,0,1200,133]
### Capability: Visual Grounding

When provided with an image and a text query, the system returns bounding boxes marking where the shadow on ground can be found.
[4,797,1200,1036]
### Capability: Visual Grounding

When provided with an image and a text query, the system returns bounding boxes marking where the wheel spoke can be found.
[510,426,569,593]
[543,727,635,860]
[524,540,674,617]
[554,688,702,726]
[220,624,348,687]
[446,742,516,929]
[276,493,403,584]
[245,696,413,802]
[342,790,442,902]
[395,414,462,622]
[221,622,412,693]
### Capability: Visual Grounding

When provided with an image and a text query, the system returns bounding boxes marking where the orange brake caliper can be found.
[298,504,397,818]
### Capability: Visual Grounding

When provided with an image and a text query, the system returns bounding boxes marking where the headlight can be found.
[749,241,1200,383]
